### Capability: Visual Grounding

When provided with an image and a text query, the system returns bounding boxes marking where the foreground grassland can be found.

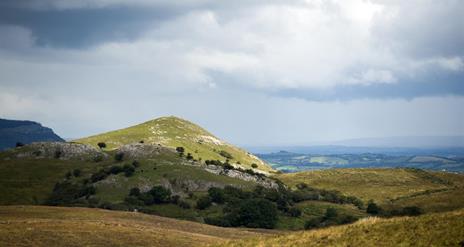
[0,206,276,247]
[222,209,464,247]
[75,116,273,172]
[277,168,464,212]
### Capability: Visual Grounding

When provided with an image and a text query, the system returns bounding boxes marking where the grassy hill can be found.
[222,209,464,246]
[75,116,272,172]
[276,168,464,212]
[0,206,276,247]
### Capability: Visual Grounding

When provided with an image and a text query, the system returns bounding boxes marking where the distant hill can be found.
[0,118,64,150]
[75,116,272,172]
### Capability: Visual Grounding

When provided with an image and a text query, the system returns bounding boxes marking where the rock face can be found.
[204,165,279,189]
[0,119,64,151]
[13,142,106,161]
[116,143,176,159]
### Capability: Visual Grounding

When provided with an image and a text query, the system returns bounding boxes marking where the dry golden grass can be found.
[0,206,277,247]
[222,209,464,247]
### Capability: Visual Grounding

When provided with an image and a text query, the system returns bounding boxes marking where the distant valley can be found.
[257,151,464,173]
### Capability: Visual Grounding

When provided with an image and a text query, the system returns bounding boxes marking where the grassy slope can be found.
[0,148,256,206]
[222,209,464,247]
[0,206,276,247]
[74,116,273,172]
[277,168,464,212]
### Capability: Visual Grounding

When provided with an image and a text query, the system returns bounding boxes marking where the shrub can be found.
[176,147,185,156]
[54,149,63,159]
[171,195,180,204]
[234,198,278,229]
[15,142,24,147]
[401,206,422,216]
[186,153,194,160]
[97,142,106,149]
[129,187,141,197]
[219,150,233,159]
[223,162,234,170]
[208,187,225,204]
[288,207,302,217]
[46,181,95,205]
[178,200,191,209]
[114,152,124,162]
[90,170,108,183]
[304,217,322,229]
[109,165,123,174]
[149,186,172,203]
[196,196,212,210]
[324,207,338,220]
[251,163,258,168]
[366,201,382,215]
[132,160,140,167]
[122,164,135,177]
[73,169,81,177]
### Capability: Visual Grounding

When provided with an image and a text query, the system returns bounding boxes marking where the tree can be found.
[123,164,135,177]
[176,147,185,156]
[196,196,212,210]
[401,206,422,216]
[288,207,302,217]
[235,198,278,229]
[114,152,124,162]
[149,186,172,203]
[366,201,382,215]
[251,163,258,168]
[324,207,338,220]
[186,153,194,160]
[129,187,141,197]
[97,142,106,149]
[15,142,24,147]
[72,169,81,177]
[208,187,225,204]
[304,217,322,229]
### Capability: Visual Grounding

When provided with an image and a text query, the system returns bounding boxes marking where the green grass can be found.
[0,206,277,247]
[276,168,464,214]
[74,116,273,172]
[276,201,367,230]
[222,209,464,247]
[0,158,110,205]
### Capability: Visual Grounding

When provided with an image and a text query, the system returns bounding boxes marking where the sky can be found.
[0,0,463,146]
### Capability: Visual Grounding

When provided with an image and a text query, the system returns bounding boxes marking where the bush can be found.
[54,149,63,159]
[114,152,124,162]
[97,142,107,149]
[109,166,123,174]
[234,198,278,229]
[129,187,141,197]
[288,207,302,217]
[186,153,194,160]
[122,164,135,177]
[15,142,24,147]
[219,150,233,159]
[366,201,382,215]
[90,170,108,183]
[178,200,191,209]
[176,147,185,156]
[196,196,212,210]
[251,163,258,168]
[73,169,81,177]
[223,162,234,170]
[304,217,322,229]
[208,187,225,204]
[324,207,338,220]
[401,206,422,216]
[46,181,96,205]
[149,186,172,204]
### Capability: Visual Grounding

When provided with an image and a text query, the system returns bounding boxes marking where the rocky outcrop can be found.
[115,143,176,159]
[13,142,106,161]
[204,165,279,189]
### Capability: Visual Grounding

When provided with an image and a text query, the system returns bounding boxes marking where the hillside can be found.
[222,209,464,246]
[75,116,272,172]
[0,118,64,151]
[277,168,464,213]
[0,206,276,247]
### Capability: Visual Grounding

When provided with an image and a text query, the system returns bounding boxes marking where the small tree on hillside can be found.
[97,142,106,149]
[15,142,24,147]
[251,163,258,168]
[176,147,185,157]
[366,200,382,215]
